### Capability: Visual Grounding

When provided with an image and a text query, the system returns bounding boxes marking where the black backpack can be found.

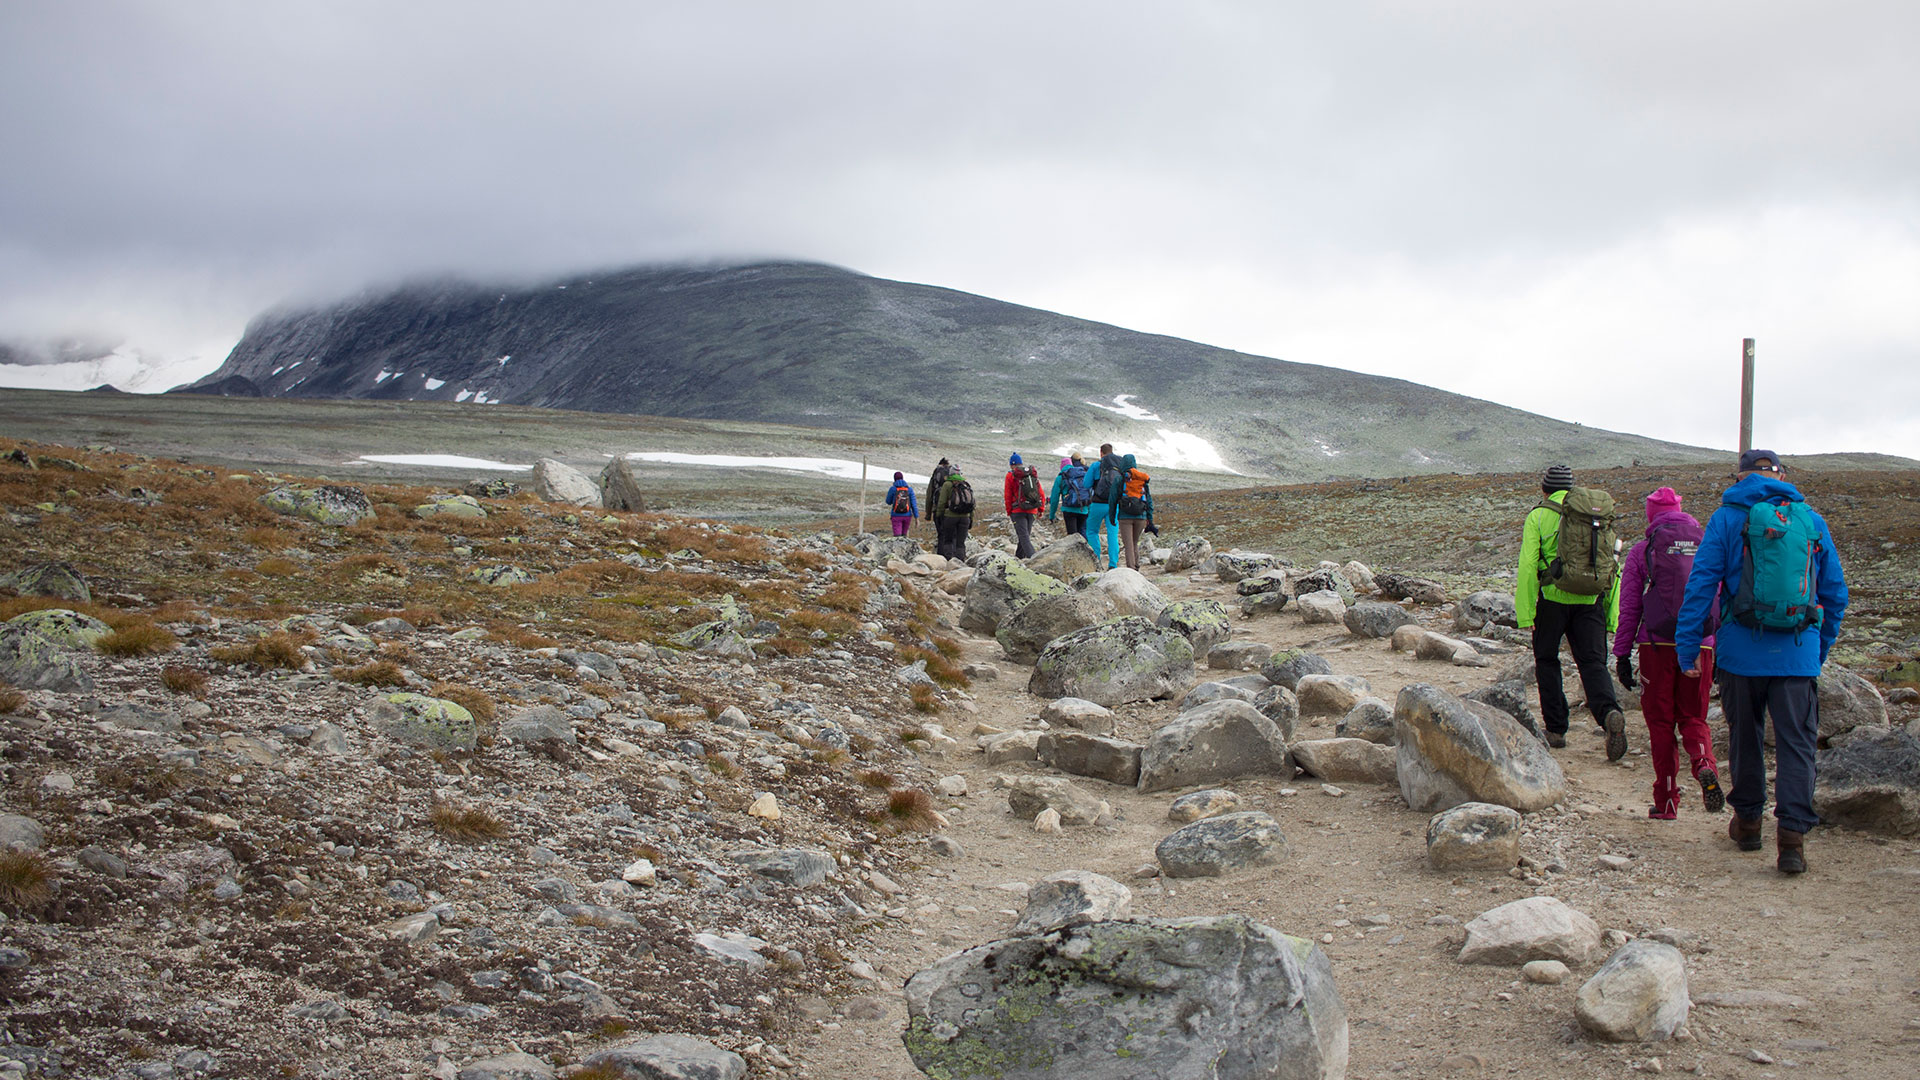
[1091,453,1126,504]
[945,476,975,515]
[891,486,912,514]
[1015,467,1042,510]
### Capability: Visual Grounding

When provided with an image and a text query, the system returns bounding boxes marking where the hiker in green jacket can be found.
[1516,465,1625,757]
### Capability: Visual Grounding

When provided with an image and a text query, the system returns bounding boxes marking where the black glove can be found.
[1144,522,1160,536]
[1614,655,1636,691]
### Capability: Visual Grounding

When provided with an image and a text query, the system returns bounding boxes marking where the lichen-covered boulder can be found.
[260,484,373,526]
[470,565,536,587]
[0,625,93,693]
[996,589,1117,664]
[1395,683,1566,813]
[370,693,480,751]
[903,916,1347,1080]
[1028,617,1194,707]
[1165,536,1213,573]
[1154,599,1232,657]
[1156,813,1289,878]
[1813,729,1920,836]
[1010,870,1133,935]
[964,553,1072,634]
[1213,551,1282,583]
[1138,699,1290,793]
[1344,601,1415,639]
[5,609,110,648]
[1426,802,1524,870]
[1262,649,1333,691]
[1027,534,1100,581]
[0,562,91,603]
[462,478,518,499]
[1289,567,1355,606]
[414,494,487,519]
[532,458,600,507]
[598,457,647,512]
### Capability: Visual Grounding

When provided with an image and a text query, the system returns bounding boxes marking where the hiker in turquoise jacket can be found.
[1082,443,1123,570]
[1674,449,1848,874]
[1048,453,1090,543]
[1516,465,1623,756]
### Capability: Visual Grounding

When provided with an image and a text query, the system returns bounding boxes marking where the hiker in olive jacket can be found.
[1516,465,1624,756]
[932,466,973,561]
[922,458,951,524]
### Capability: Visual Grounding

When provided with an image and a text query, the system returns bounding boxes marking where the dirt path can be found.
[788,565,1920,1079]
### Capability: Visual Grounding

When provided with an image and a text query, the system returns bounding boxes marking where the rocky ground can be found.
[2,439,1917,1079]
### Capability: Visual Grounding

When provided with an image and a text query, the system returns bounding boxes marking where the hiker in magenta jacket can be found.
[1675,449,1848,873]
[1002,453,1041,559]
[1613,487,1721,820]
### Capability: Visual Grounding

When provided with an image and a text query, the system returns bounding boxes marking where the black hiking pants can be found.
[1532,597,1619,735]
[935,515,971,561]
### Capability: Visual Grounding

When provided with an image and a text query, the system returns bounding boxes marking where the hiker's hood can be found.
[1647,508,1699,531]
[1721,473,1802,509]
[1122,454,1137,471]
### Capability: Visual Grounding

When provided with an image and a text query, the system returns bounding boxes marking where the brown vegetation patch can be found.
[159,665,210,697]
[208,630,315,670]
[333,660,408,687]
[94,620,179,657]
[430,682,496,724]
[427,802,507,841]
[0,849,56,914]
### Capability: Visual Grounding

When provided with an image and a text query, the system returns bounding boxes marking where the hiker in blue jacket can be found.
[884,471,917,536]
[1675,448,1848,874]
[1083,443,1124,570]
[1048,453,1090,542]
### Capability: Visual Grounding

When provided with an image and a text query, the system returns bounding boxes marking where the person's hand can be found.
[1614,656,1636,691]
[1681,663,1701,678]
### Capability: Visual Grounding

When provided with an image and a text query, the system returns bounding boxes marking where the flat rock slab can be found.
[1003,775,1110,826]
[1038,696,1116,735]
[728,848,833,887]
[1010,870,1133,935]
[582,1035,746,1080]
[1156,811,1288,877]
[1459,896,1600,966]
[904,916,1347,1080]
[1296,674,1372,718]
[1138,699,1290,793]
[1036,731,1143,787]
[1289,738,1397,785]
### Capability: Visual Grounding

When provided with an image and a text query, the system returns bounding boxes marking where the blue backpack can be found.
[1728,498,1823,635]
[1061,465,1093,508]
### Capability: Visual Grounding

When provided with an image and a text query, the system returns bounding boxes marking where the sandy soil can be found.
[786,566,1920,1080]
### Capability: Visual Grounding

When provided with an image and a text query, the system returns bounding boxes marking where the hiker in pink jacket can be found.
[1615,487,1723,819]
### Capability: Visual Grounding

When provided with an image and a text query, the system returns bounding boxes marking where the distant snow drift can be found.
[627,452,931,486]
[356,454,528,471]
[1060,395,1241,474]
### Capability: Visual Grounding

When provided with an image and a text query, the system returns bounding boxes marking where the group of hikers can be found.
[1517,449,1848,875]
[881,444,1157,568]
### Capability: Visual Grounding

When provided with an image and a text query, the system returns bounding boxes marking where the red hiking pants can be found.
[1638,642,1717,817]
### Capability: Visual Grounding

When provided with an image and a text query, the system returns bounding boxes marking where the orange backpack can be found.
[1119,468,1150,515]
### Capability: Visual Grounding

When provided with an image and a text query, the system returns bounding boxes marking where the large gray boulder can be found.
[1818,670,1890,744]
[0,562,90,603]
[1374,572,1446,605]
[996,589,1117,664]
[598,458,647,512]
[1010,870,1133,934]
[1028,617,1195,707]
[1179,680,1257,710]
[259,484,374,525]
[1426,802,1523,870]
[0,814,45,852]
[1252,685,1301,740]
[903,916,1347,1080]
[1091,566,1170,620]
[1288,738,1396,785]
[1138,699,1290,793]
[532,459,600,507]
[1343,601,1415,639]
[1207,641,1274,671]
[1458,896,1601,966]
[729,848,834,887]
[1156,813,1289,878]
[1262,649,1333,691]
[1453,590,1519,632]
[1335,697,1396,744]
[1813,729,1920,836]
[1028,534,1100,581]
[1296,674,1372,718]
[1155,599,1233,657]
[1289,567,1355,606]
[1395,684,1566,813]
[0,625,94,693]
[964,553,1072,635]
[1296,591,1346,625]
[1575,940,1690,1043]
[1036,731,1143,787]
[1463,680,1540,735]
[1003,775,1111,826]
[500,705,577,745]
[1165,536,1213,573]
[1038,697,1116,735]
[1213,551,1282,583]
[581,1035,746,1080]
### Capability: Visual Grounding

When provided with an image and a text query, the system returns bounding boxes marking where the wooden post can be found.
[858,454,868,535]
[1739,338,1755,453]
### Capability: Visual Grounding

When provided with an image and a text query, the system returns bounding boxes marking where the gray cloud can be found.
[3,1,1916,454]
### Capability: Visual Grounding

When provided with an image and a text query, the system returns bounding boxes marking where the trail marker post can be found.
[1740,338,1755,453]
[858,454,868,535]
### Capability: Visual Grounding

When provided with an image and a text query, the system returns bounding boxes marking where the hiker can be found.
[1114,453,1154,570]
[1614,487,1722,820]
[922,458,951,531]
[1675,449,1848,874]
[1515,464,1626,757]
[1049,453,1092,542]
[933,463,976,562]
[1003,453,1043,559]
[1083,443,1125,570]
[884,471,917,537]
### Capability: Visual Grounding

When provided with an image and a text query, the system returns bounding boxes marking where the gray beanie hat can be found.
[1541,464,1574,492]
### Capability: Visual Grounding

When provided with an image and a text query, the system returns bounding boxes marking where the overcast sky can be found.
[3,2,1917,458]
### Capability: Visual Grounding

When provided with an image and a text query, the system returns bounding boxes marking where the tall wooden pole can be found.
[857,454,868,535]
[1739,338,1755,453]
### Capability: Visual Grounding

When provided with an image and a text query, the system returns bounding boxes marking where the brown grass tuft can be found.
[884,788,940,831]
[0,849,56,913]
[703,752,741,778]
[487,623,560,650]
[427,802,506,841]
[160,665,209,697]
[856,768,896,790]
[909,683,940,713]
[255,557,302,577]
[94,621,179,657]
[815,583,870,613]
[208,630,314,670]
[782,549,829,572]
[332,660,408,687]
[0,681,24,714]
[430,682,496,723]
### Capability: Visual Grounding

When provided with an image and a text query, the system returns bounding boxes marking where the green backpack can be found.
[1538,486,1620,596]
[1728,498,1823,634]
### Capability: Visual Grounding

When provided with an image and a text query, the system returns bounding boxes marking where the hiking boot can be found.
[1698,767,1725,813]
[1545,731,1567,748]
[1603,710,1628,762]
[1728,815,1763,852]
[1777,829,1807,874]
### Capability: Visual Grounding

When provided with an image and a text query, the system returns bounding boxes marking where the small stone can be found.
[1746,1049,1774,1064]
[621,859,656,886]
[936,774,968,797]
[1523,960,1569,984]
[1321,784,1346,798]
[1034,808,1063,834]
[747,793,780,820]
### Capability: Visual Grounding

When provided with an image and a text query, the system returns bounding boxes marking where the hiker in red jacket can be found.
[1614,487,1722,820]
[1003,453,1042,559]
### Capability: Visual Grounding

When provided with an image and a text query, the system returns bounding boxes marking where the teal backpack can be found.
[1728,498,1823,635]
